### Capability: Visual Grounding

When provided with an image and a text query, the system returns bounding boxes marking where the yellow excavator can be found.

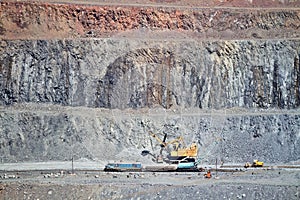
[169,141,198,163]
[145,131,198,163]
[244,160,264,168]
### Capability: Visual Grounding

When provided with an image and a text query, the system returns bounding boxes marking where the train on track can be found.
[103,161,202,172]
[104,162,142,172]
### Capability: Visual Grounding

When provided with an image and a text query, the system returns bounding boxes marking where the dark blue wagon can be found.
[104,162,142,172]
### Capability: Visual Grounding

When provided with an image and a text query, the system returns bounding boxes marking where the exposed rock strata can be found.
[0,105,299,163]
[0,1,299,164]
[1,39,299,109]
[0,2,299,39]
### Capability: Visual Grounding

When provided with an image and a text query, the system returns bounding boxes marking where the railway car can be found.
[104,162,142,172]
[176,162,201,172]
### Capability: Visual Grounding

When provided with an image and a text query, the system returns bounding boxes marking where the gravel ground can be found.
[0,163,299,200]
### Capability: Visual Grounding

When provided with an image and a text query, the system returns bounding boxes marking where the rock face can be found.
[0,1,300,40]
[0,1,299,164]
[1,39,299,109]
[0,105,299,163]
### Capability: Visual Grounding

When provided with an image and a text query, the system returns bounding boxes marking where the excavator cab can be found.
[244,159,264,168]
[252,160,264,167]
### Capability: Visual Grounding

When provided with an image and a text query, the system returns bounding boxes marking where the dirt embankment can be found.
[0,0,299,40]
[3,0,300,8]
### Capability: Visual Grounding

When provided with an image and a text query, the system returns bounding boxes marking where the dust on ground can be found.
[0,163,299,199]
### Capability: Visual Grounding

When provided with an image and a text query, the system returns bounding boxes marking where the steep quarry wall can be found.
[1,39,299,109]
[0,1,299,164]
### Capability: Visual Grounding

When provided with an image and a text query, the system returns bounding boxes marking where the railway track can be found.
[220,165,300,169]
[1,164,299,175]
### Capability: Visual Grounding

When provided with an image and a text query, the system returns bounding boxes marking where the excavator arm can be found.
[149,131,167,148]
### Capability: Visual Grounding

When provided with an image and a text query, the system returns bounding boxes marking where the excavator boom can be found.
[147,131,198,164]
[149,131,167,147]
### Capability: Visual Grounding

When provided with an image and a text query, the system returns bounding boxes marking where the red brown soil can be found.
[0,0,299,40]
[3,0,300,8]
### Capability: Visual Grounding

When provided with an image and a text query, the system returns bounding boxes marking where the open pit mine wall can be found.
[0,107,299,164]
[0,2,300,40]
[0,39,300,109]
[0,39,299,164]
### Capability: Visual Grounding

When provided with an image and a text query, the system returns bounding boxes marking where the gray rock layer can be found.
[0,38,299,164]
[0,106,299,163]
[0,39,299,109]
